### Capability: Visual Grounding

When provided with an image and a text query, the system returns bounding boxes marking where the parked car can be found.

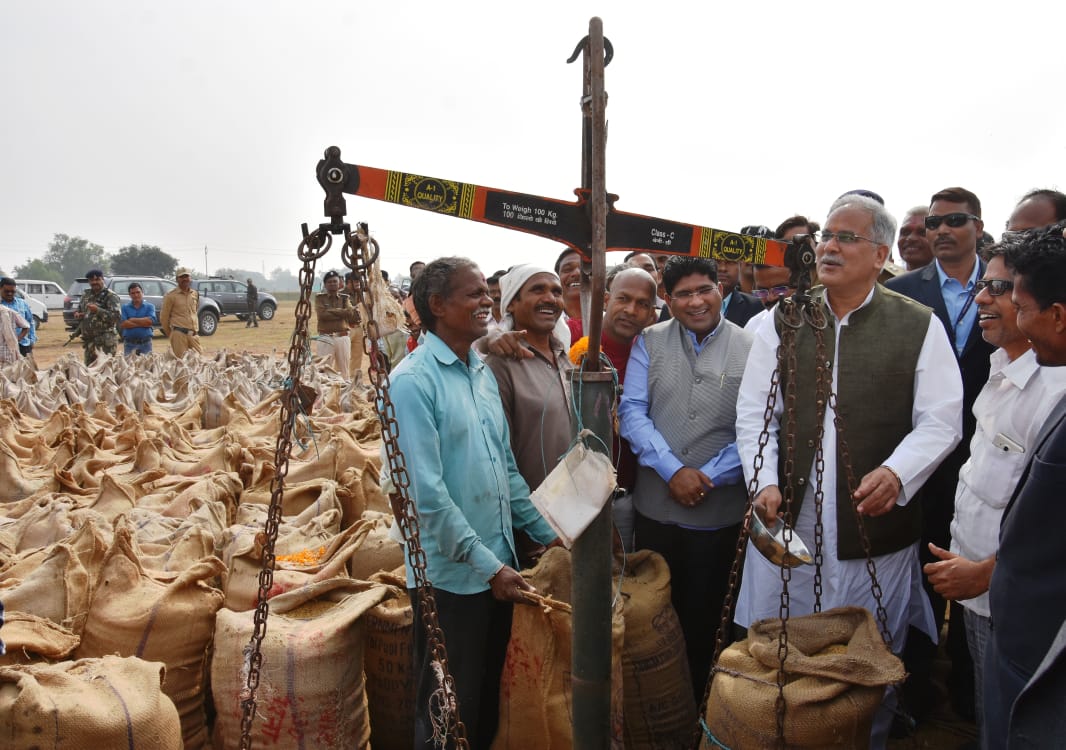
[13,279,66,309]
[14,289,48,326]
[63,276,222,336]
[190,278,277,322]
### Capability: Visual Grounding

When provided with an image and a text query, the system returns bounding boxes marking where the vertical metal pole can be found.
[572,16,613,750]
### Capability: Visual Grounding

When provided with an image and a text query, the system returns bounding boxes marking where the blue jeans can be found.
[123,339,152,356]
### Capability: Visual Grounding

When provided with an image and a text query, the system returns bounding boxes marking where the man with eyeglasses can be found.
[740,217,814,330]
[919,241,1066,744]
[619,255,753,702]
[886,186,994,724]
[981,226,1066,747]
[736,193,963,747]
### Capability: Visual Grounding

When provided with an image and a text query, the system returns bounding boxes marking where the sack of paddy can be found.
[233,480,345,531]
[701,606,906,750]
[0,612,80,666]
[75,521,226,750]
[129,496,229,575]
[239,476,352,521]
[348,510,404,581]
[0,654,182,749]
[211,576,391,750]
[0,517,110,593]
[0,542,92,636]
[492,546,625,750]
[362,568,415,750]
[620,549,697,749]
[221,508,372,611]
[135,470,243,524]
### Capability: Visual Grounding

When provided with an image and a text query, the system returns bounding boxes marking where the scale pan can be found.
[750,511,814,568]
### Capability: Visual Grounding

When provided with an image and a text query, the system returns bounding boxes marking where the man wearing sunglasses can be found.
[736,193,963,746]
[619,255,754,702]
[921,242,1066,744]
[982,226,1066,747]
[886,187,995,725]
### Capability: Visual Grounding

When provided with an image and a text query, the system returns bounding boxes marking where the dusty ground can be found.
[31,300,306,369]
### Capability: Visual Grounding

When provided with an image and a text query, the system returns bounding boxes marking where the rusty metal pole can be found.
[571,16,613,750]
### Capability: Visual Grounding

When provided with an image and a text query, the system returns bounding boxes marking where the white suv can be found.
[15,289,48,326]
[14,279,66,309]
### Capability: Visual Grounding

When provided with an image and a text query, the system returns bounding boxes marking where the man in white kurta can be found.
[734,194,963,747]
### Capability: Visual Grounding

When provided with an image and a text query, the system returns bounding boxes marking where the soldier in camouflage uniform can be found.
[75,269,121,365]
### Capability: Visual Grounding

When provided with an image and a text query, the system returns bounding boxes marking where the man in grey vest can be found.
[619,255,753,701]
[735,194,963,747]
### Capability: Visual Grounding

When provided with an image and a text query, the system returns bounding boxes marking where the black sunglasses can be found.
[974,278,1014,297]
[924,212,980,230]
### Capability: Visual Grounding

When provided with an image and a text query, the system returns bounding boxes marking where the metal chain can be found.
[345,225,470,749]
[695,327,783,749]
[773,299,805,748]
[809,302,830,613]
[238,229,332,750]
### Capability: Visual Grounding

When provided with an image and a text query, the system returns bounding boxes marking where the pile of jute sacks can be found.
[0,350,704,750]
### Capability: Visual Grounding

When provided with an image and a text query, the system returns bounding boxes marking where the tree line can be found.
[4,234,302,291]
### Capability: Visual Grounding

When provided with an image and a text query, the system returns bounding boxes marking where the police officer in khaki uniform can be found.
[160,271,204,357]
[75,269,122,365]
[315,270,360,378]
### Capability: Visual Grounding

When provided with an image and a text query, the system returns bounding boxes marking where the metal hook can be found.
[566,35,613,65]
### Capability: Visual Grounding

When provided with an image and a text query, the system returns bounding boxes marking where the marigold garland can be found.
[569,336,590,365]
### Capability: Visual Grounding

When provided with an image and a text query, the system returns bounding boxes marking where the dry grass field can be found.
[31,300,307,369]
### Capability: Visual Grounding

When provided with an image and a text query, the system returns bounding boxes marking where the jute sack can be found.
[348,511,404,581]
[620,550,696,749]
[363,569,415,750]
[701,606,906,750]
[222,515,371,611]
[0,543,91,635]
[492,546,625,749]
[0,655,182,749]
[0,518,110,599]
[75,521,226,750]
[0,611,80,666]
[211,577,390,750]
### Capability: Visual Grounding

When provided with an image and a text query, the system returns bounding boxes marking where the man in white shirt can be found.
[922,243,1066,738]
[735,194,963,747]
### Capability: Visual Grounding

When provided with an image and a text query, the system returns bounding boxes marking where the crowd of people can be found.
[5,186,1065,748]
[387,186,1066,750]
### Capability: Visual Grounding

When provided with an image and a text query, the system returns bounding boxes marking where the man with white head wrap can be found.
[477,264,576,505]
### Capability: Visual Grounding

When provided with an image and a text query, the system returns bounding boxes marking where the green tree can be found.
[110,244,179,277]
[43,234,109,287]
[11,259,66,286]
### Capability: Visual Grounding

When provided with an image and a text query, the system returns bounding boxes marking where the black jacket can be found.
[723,291,762,328]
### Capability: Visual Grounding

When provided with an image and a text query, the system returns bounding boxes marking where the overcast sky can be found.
[2,1,1062,283]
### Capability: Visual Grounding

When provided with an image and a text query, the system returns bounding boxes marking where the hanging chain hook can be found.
[566,34,614,65]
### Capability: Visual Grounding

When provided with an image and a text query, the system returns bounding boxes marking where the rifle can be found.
[62,327,82,346]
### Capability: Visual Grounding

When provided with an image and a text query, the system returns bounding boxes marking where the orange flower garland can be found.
[569,336,590,365]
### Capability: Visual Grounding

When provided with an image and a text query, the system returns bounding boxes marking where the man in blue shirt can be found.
[0,277,36,357]
[391,256,558,748]
[119,282,156,356]
[619,255,753,700]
